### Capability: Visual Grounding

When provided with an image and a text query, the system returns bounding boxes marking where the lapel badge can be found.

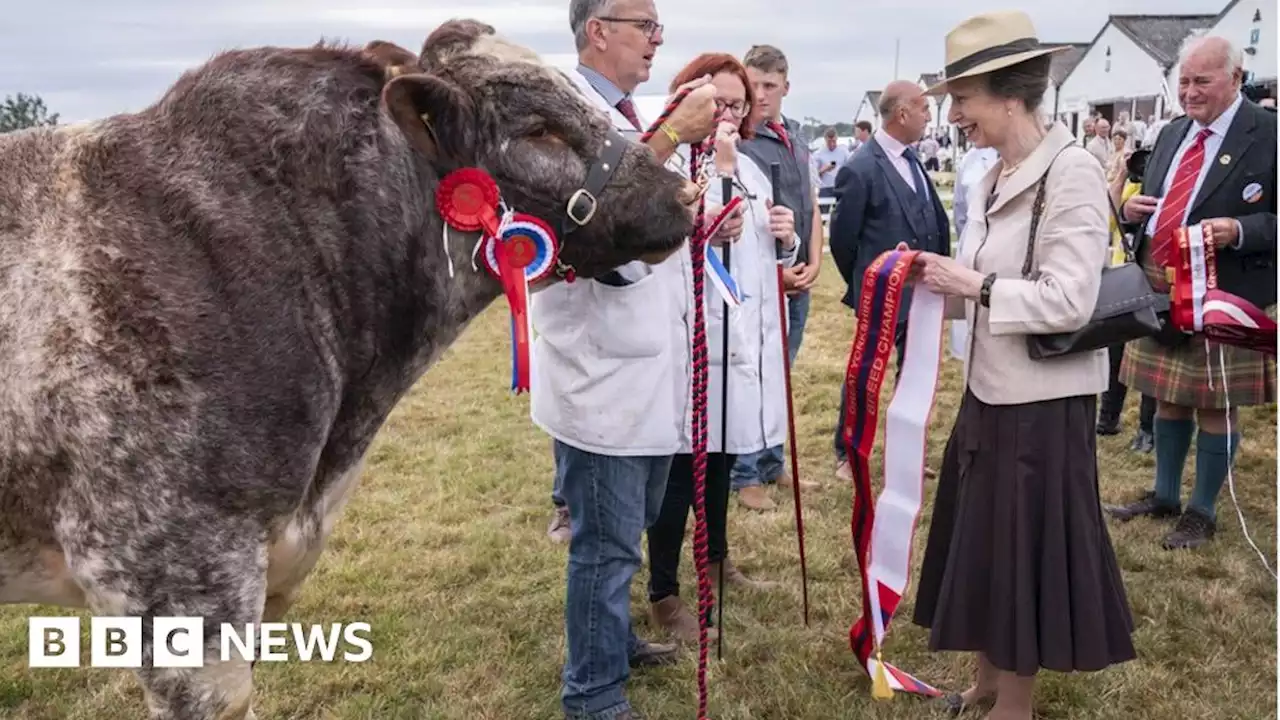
[1243,182,1264,203]
[1219,153,1232,165]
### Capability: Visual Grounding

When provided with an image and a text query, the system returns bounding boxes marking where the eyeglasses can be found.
[597,17,663,40]
[716,99,749,117]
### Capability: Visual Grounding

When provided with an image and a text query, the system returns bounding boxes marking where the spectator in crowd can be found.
[1087,116,1113,166]
[812,127,851,198]
[828,78,950,481]
[849,120,873,152]
[909,11,1137,717]
[732,43,824,510]
[948,144,998,360]
[1107,34,1277,550]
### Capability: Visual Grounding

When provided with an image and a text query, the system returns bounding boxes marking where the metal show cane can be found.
[716,174,733,661]
[770,162,810,627]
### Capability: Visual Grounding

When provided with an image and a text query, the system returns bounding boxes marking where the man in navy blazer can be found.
[828,80,951,477]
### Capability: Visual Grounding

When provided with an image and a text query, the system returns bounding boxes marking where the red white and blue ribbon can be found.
[480,212,560,394]
[1171,224,1277,355]
[844,249,945,700]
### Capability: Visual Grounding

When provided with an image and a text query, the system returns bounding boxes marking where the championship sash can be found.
[1171,225,1277,355]
[843,250,944,700]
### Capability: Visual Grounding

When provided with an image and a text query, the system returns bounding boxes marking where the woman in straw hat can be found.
[905,11,1137,718]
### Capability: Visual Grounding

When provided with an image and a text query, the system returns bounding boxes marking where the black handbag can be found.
[1021,159,1169,360]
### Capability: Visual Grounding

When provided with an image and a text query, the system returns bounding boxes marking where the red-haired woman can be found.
[646,53,802,643]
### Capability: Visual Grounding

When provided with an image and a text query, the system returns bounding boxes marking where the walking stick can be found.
[771,162,810,627]
[716,175,733,661]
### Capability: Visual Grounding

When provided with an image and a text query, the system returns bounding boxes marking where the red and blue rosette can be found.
[481,213,561,394]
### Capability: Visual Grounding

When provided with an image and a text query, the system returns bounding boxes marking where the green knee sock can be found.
[1188,430,1241,520]
[1153,417,1195,507]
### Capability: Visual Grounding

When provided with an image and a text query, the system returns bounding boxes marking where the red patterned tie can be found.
[1150,127,1213,266]
[767,121,792,152]
[615,97,642,132]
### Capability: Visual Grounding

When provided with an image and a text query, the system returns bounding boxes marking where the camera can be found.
[1126,147,1150,183]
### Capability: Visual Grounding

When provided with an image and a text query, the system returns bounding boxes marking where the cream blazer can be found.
[955,123,1111,406]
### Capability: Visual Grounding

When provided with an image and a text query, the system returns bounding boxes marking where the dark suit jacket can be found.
[828,137,952,310]
[1123,97,1277,309]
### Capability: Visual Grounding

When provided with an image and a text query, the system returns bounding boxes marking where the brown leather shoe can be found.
[711,559,779,592]
[547,506,571,543]
[776,470,820,491]
[736,485,776,511]
[835,460,853,481]
[650,596,717,645]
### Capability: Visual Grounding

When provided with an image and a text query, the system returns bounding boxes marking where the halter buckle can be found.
[566,188,598,226]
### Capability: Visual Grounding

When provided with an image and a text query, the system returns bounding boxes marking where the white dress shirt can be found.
[875,128,925,192]
[1146,92,1244,237]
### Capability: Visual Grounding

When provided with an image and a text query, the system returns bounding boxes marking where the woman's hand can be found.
[713,121,739,175]
[766,199,795,244]
[919,252,985,299]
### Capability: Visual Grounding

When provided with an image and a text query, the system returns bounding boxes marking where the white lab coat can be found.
[691,153,802,455]
[530,68,694,456]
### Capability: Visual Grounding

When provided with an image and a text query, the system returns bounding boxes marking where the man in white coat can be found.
[537,1,719,719]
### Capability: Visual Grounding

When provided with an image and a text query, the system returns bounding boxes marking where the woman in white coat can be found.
[646,53,801,643]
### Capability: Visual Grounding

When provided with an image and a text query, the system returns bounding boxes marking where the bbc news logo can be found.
[29,617,373,668]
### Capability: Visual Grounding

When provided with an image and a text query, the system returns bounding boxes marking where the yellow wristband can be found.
[659,122,680,146]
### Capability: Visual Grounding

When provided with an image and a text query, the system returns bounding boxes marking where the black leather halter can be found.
[552,126,629,278]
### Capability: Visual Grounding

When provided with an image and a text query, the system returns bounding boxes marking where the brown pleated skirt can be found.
[911,389,1137,677]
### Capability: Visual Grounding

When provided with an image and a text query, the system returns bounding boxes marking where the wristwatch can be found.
[979,273,997,308]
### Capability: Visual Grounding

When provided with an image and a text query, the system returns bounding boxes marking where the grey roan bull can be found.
[0,18,696,719]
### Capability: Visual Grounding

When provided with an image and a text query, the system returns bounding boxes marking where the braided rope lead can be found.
[640,89,711,719]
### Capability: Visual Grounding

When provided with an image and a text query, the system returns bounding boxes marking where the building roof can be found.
[1110,14,1217,68]
[862,90,882,114]
[918,72,942,89]
[1042,43,1090,86]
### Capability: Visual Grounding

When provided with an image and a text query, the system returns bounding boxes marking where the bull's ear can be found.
[362,40,421,77]
[381,73,474,169]
[419,19,495,70]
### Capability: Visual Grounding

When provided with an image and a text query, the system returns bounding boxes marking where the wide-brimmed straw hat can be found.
[926,10,1068,96]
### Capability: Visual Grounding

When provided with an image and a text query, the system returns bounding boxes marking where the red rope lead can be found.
[640,89,710,718]
[686,142,713,720]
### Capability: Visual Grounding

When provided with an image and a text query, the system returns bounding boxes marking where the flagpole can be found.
[894,37,901,79]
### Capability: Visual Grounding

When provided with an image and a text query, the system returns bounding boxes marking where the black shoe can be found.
[1162,508,1217,550]
[1104,491,1181,522]
[1129,429,1154,454]
[629,638,678,668]
[1096,413,1121,436]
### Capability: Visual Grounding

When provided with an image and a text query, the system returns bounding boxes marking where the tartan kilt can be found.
[1119,336,1276,409]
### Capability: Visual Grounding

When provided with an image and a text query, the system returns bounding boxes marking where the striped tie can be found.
[1150,127,1213,266]
[615,97,642,132]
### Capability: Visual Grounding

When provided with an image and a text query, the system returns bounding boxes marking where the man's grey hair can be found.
[570,0,618,51]
[1178,33,1245,75]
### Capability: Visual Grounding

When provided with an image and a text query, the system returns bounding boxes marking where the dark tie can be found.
[902,147,926,193]
[615,97,642,131]
[766,121,792,152]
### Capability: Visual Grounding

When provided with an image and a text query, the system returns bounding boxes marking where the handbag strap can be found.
[1107,194,1139,263]
[1021,145,1075,279]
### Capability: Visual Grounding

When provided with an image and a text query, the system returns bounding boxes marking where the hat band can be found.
[945,37,1040,78]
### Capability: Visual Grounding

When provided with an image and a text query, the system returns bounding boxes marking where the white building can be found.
[1055,14,1217,132]
[853,91,881,127]
[1203,0,1277,90]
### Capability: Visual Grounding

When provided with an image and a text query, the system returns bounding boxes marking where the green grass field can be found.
[0,265,1275,720]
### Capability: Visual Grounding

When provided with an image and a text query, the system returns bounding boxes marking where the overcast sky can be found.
[0,0,1235,125]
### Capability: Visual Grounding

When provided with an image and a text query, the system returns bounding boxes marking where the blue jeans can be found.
[556,440,673,720]
[731,289,810,490]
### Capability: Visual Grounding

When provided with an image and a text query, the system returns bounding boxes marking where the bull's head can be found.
[367,20,695,282]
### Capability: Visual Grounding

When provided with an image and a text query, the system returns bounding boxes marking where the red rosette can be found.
[436,168,501,236]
